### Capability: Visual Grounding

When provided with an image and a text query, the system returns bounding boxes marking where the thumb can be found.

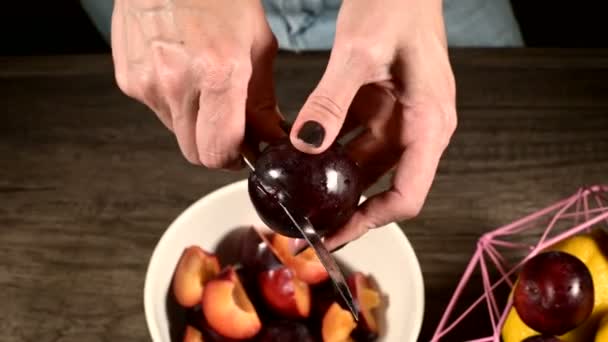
[290,54,366,154]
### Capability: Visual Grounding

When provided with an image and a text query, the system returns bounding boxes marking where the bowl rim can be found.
[143,179,425,342]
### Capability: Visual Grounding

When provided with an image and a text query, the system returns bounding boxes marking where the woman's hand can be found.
[289,0,457,250]
[111,0,285,169]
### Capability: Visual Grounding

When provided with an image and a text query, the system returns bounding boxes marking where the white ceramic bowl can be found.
[144,179,424,342]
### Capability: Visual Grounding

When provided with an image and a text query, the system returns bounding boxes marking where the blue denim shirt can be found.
[80,0,524,51]
[262,0,341,51]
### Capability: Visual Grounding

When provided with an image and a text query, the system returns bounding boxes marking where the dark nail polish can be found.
[297,121,325,147]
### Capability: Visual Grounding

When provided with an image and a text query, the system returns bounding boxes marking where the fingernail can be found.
[297,121,325,147]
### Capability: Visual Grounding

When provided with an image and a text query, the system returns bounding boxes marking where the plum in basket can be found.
[513,251,594,336]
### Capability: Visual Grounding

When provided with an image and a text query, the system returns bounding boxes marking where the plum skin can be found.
[248,139,363,238]
[513,251,594,336]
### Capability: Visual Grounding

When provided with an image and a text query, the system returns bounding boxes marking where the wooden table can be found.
[1,49,607,342]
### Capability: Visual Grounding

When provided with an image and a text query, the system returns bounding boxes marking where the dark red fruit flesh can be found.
[248,138,362,238]
[256,320,315,342]
[258,265,311,319]
[522,336,564,342]
[513,251,594,336]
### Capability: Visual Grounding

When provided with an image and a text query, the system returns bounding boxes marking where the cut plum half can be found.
[173,246,221,308]
[201,266,262,340]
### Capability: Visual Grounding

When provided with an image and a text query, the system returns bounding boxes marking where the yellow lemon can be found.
[501,229,608,342]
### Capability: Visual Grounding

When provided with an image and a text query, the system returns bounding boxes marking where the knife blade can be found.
[241,150,359,321]
[275,201,359,321]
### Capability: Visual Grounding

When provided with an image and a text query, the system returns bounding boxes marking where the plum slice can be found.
[322,302,357,342]
[202,266,262,340]
[172,246,221,308]
[272,234,329,285]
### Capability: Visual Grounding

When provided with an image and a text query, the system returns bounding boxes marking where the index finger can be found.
[323,133,445,251]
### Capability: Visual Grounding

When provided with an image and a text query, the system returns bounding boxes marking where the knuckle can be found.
[131,69,157,102]
[200,56,235,92]
[443,62,457,98]
[198,52,251,92]
[396,194,424,219]
[335,38,384,70]
[156,66,184,99]
[115,70,154,102]
[400,101,457,150]
[138,78,157,104]
[444,106,458,136]
[379,190,424,220]
[306,94,344,121]
[151,48,185,99]
[114,71,131,96]
[404,203,423,219]
[434,102,458,149]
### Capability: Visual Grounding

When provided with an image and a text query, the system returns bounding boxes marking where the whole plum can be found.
[248,139,362,238]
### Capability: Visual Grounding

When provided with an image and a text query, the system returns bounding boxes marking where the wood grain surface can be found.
[1,49,607,342]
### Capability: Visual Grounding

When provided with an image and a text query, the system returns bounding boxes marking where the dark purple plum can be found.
[248,138,362,238]
[234,228,287,322]
[513,251,594,336]
[256,320,315,342]
[238,227,283,274]
[522,336,564,342]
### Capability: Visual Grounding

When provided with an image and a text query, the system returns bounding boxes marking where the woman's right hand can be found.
[111,0,285,169]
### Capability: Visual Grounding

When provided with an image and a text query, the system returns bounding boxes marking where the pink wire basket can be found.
[431,184,608,342]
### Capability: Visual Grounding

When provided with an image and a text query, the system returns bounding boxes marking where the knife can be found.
[241,146,359,321]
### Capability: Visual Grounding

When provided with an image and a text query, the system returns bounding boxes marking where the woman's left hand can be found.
[289,0,458,251]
